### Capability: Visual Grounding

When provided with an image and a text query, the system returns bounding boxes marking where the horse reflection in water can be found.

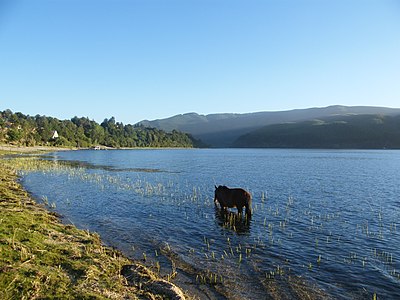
[214,208,252,234]
[214,185,252,234]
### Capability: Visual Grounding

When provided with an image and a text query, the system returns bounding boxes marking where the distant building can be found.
[51,130,59,139]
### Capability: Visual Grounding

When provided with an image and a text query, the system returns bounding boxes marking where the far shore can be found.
[0,144,199,153]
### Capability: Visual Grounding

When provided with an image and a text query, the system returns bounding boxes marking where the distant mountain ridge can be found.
[233,114,400,149]
[138,105,400,147]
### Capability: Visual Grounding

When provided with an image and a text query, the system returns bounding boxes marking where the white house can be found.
[51,130,59,139]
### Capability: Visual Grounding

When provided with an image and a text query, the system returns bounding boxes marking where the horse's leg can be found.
[216,199,223,209]
[237,206,243,215]
[245,203,252,216]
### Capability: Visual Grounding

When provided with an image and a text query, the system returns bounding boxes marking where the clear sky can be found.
[1,0,399,124]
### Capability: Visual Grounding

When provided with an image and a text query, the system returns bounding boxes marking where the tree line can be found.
[0,109,198,148]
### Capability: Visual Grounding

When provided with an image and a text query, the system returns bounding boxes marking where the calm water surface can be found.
[21,149,400,299]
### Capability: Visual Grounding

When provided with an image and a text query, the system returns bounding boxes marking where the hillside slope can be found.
[138,106,400,147]
[233,114,400,149]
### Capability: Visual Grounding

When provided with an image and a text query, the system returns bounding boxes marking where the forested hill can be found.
[0,109,198,148]
[138,106,400,147]
[233,114,400,149]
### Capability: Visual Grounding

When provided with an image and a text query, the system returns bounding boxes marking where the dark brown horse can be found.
[214,185,252,216]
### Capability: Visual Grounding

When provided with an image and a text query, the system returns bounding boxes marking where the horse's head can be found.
[214,185,219,201]
[214,185,227,200]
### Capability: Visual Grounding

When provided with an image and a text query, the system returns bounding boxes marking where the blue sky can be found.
[1,0,399,124]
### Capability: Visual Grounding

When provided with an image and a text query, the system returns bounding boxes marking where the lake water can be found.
[21,149,400,299]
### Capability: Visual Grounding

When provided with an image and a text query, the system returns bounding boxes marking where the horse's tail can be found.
[245,192,252,215]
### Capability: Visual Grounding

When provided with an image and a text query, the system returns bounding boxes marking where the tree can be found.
[1,109,195,148]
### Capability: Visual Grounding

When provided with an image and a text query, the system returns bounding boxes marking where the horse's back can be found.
[232,188,250,196]
[230,188,251,203]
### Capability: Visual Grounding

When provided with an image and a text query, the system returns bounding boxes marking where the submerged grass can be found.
[0,150,187,300]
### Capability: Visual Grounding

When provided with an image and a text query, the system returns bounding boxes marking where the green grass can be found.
[0,151,186,299]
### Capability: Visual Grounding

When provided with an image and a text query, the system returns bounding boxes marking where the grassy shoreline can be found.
[0,149,187,299]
